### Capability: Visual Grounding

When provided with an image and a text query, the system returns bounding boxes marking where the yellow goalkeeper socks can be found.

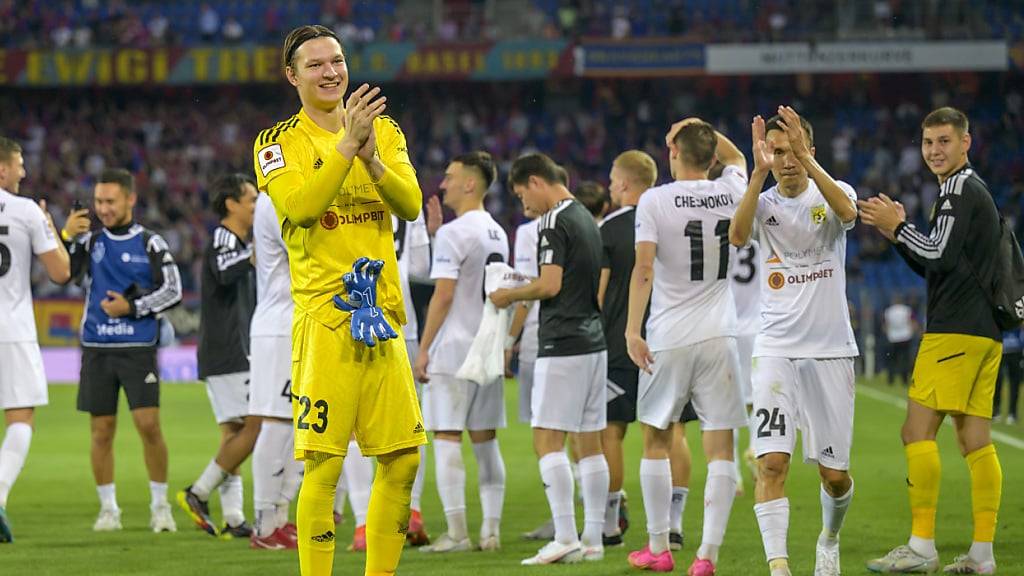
[966,444,1001,542]
[298,451,344,576]
[365,448,420,576]
[905,440,940,539]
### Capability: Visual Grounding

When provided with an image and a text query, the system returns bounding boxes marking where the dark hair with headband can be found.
[282,25,343,71]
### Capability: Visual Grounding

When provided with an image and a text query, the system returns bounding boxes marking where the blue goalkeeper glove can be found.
[332,257,398,348]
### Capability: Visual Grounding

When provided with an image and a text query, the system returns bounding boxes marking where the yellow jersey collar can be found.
[297,107,346,139]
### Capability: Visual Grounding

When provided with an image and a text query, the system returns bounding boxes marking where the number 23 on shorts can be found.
[296,395,329,434]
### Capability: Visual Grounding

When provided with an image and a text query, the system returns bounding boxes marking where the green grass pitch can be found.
[1,377,1021,575]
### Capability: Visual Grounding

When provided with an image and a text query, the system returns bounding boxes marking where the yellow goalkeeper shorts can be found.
[290,311,427,459]
[910,332,1002,418]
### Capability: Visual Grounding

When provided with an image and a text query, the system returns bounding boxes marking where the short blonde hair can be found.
[613,150,657,189]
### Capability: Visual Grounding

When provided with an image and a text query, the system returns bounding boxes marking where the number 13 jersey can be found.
[634,165,747,352]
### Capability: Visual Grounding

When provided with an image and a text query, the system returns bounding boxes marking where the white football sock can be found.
[97,483,118,511]
[192,458,228,500]
[733,431,742,480]
[539,451,577,545]
[149,481,168,509]
[640,458,672,554]
[820,481,853,544]
[411,443,427,512]
[604,489,623,536]
[908,535,938,559]
[698,459,737,562]
[0,423,32,508]
[754,497,790,562]
[434,438,467,541]
[345,440,374,527]
[219,474,245,527]
[276,441,303,528]
[578,454,609,548]
[472,439,505,539]
[968,541,994,564]
[252,420,289,537]
[670,486,689,535]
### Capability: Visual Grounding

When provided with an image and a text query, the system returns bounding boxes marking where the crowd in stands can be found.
[2,0,1020,50]
[3,73,1021,306]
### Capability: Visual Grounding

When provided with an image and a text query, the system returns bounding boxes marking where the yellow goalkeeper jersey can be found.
[252,107,420,330]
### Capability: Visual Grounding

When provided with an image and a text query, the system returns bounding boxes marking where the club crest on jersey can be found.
[91,241,106,263]
[320,211,339,230]
[768,271,785,290]
[810,204,827,225]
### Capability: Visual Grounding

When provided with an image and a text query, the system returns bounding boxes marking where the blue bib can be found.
[81,227,158,347]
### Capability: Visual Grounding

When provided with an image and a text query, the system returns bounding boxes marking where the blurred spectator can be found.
[199,3,220,43]
[51,18,73,48]
[611,7,630,39]
[883,296,917,386]
[148,13,170,46]
[223,17,244,43]
[994,328,1022,424]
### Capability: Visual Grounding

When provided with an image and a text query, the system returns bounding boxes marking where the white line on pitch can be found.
[857,384,1024,451]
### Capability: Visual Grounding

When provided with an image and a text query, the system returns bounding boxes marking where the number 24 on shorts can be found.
[756,407,787,438]
[296,395,329,433]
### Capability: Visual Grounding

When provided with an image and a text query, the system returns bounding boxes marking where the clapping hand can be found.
[751,115,773,175]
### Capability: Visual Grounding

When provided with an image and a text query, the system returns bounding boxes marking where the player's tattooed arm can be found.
[626,241,656,374]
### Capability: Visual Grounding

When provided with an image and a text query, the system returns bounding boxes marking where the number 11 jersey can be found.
[634,165,747,352]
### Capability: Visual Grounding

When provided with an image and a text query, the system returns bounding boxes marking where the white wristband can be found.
[504,333,517,350]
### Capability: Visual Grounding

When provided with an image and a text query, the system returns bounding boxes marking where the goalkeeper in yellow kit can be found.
[252,25,427,576]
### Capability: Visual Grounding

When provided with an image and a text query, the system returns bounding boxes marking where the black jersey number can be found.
[481,252,505,301]
[732,245,756,284]
[0,226,10,278]
[393,218,407,261]
[683,219,730,281]
[296,396,329,434]
[755,407,787,438]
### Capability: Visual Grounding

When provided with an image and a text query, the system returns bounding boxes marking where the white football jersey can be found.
[752,179,859,358]
[513,219,540,361]
[634,165,747,351]
[428,210,509,375]
[0,188,58,343]
[730,239,761,336]
[250,192,293,337]
[393,212,429,339]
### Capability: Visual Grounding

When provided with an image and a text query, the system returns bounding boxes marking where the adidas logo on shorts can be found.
[821,446,835,458]
[765,216,780,226]
[413,422,424,434]
[144,372,158,384]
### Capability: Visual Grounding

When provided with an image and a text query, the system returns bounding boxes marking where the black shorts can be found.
[78,347,160,416]
[608,367,699,424]
[607,367,638,423]
[680,400,698,423]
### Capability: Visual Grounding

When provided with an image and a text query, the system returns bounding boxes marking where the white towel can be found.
[456,263,529,385]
